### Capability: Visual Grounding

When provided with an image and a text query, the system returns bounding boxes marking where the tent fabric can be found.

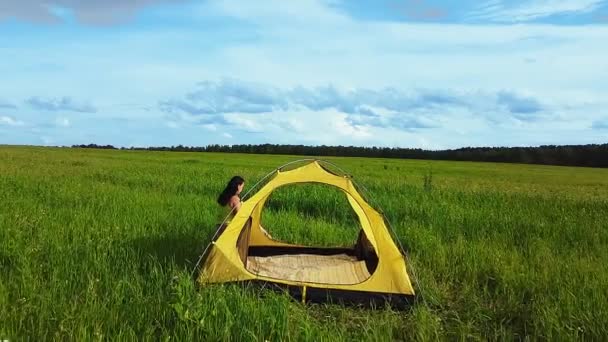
[197,160,415,304]
[247,253,371,285]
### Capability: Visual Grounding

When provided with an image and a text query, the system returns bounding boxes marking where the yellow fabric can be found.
[199,243,255,283]
[197,161,415,296]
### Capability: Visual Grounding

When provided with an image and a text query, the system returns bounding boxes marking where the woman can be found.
[216,175,273,239]
[217,175,245,213]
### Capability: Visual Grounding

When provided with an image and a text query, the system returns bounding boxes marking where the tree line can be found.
[70,143,608,168]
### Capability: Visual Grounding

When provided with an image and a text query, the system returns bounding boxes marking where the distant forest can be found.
[70,143,608,168]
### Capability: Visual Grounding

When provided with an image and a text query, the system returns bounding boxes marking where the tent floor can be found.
[247,253,371,285]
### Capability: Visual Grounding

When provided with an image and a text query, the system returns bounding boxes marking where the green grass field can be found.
[1,145,607,341]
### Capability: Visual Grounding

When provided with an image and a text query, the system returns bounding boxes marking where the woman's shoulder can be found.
[228,195,240,207]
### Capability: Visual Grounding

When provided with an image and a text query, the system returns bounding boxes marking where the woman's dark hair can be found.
[217,176,245,206]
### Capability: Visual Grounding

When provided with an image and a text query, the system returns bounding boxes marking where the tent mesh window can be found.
[242,183,378,285]
[260,183,361,247]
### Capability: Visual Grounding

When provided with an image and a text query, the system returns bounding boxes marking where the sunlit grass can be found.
[1,145,607,340]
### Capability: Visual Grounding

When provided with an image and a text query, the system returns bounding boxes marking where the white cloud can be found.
[2,0,608,148]
[27,96,96,113]
[55,116,70,127]
[469,0,606,22]
[223,114,265,133]
[0,0,188,25]
[41,136,54,145]
[0,116,25,126]
[222,132,233,138]
[331,113,372,139]
[161,79,554,133]
[201,123,218,131]
[205,0,349,27]
[0,100,17,109]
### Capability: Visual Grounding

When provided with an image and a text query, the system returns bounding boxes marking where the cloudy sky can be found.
[1,0,607,149]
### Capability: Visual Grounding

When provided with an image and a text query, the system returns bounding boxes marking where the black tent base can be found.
[231,280,416,310]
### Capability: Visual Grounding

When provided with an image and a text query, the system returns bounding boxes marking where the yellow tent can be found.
[195,159,416,307]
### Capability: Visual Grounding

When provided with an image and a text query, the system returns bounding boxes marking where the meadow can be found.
[1,145,607,341]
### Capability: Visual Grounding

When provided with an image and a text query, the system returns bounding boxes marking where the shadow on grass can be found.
[0,250,18,277]
[127,229,213,271]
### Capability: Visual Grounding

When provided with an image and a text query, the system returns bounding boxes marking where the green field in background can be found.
[1,145,607,340]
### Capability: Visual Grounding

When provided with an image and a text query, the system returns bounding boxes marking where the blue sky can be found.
[0,0,607,149]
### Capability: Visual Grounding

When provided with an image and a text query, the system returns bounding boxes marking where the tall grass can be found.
[1,146,607,340]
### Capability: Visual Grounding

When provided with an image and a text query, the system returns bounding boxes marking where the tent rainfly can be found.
[194,159,416,308]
